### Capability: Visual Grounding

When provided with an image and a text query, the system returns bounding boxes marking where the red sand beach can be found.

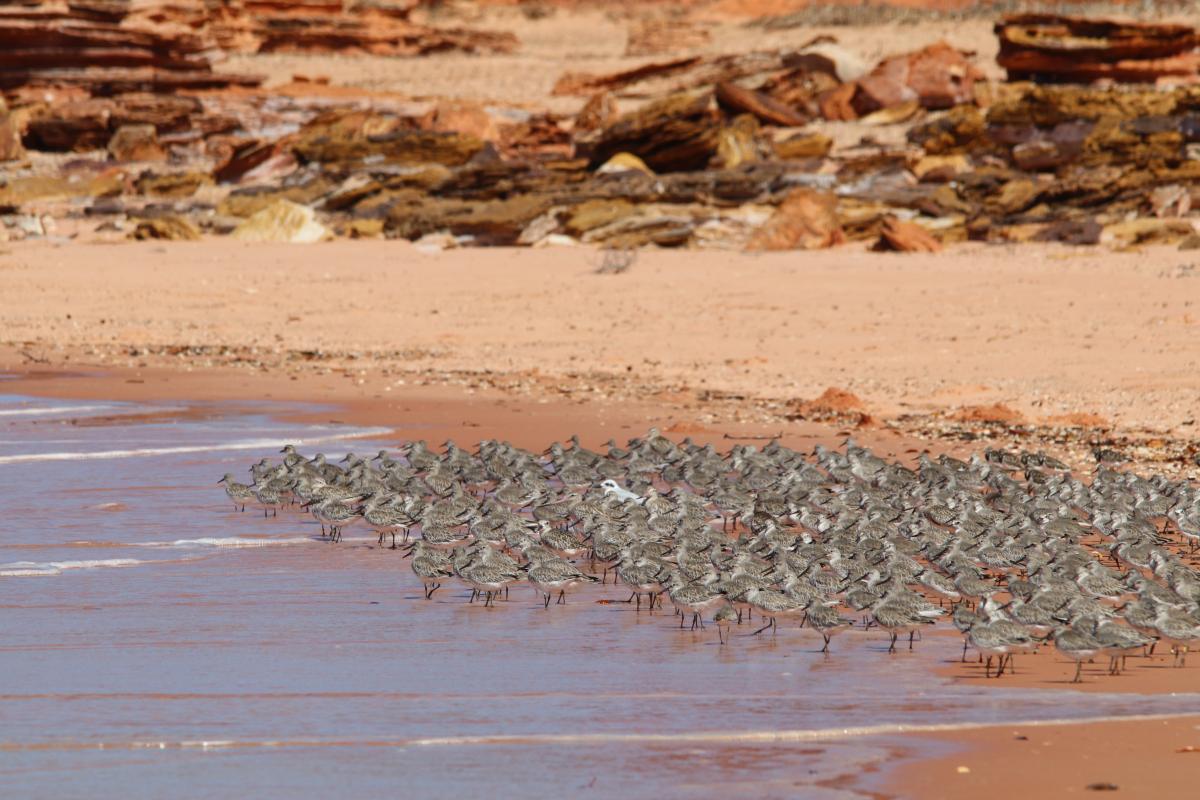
[4,239,1200,795]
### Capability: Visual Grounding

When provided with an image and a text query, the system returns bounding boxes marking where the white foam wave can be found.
[137,537,313,549]
[0,428,393,465]
[2,711,1196,753]
[0,558,146,577]
[0,404,116,418]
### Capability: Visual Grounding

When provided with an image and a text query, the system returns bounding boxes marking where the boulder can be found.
[211,138,279,184]
[426,101,502,142]
[714,114,763,169]
[875,216,942,252]
[714,81,807,127]
[773,132,832,160]
[746,189,844,251]
[996,14,1200,84]
[578,91,720,173]
[135,171,212,197]
[564,199,637,236]
[596,152,655,176]
[231,200,329,243]
[787,42,870,84]
[855,42,981,116]
[108,124,165,162]
[0,111,25,161]
[293,110,483,166]
[131,215,201,241]
[575,92,619,132]
[386,194,554,245]
[910,154,970,182]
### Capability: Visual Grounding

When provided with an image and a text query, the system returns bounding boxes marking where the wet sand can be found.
[2,367,1198,798]
[896,715,1200,799]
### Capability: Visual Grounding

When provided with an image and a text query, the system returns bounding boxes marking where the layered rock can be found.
[996,14,1200,84]
[0,3,262,92]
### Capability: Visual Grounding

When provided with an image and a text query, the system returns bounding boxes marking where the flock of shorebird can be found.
[219,429,1200,682]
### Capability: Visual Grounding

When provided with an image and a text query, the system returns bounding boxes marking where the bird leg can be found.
[751,618,773,636]
[1072,659,1083,683]
[888,632,898,653]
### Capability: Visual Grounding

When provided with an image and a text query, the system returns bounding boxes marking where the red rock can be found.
[249,9,517,57]
[0,111,25,161]
[818,83,858,121]
[715,81,808,127]
[425,101,502,142]
[108,124,165,161]
[553,56,702,96]
[996,13,1199,84]
[210,137,279,183]
[854,55,916,114]
[24,99,112,151]
[579,91,720,173]
[575,92,619,132]
[854,41,980,116]
[875,216,942,253]
[746,188,844,251]
[0,14,263,93]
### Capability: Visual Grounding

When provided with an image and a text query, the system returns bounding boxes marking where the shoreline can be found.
[4,240,1200,478]
[3,364,1198,799]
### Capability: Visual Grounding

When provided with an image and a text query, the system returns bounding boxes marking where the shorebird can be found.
[600,479,642,504]
[743,586,805,636]
[1054,624,1104,683]
[217,473,254,512]
[871,596,938,653]
[1151,609,1200,667]
[804,599,855,653]
[527,556,598,608]
[714,604,736,644]
[616,556,667,611]
[224,433,1200,686]
[304,496,361,542]
[458,549,522,607]
[667,575,725,631]
[404,541,454,599]
[1092,617,1155,675]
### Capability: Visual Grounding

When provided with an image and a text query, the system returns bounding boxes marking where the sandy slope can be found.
[2,240,1197,436]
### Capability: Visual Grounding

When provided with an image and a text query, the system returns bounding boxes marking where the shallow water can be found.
[1,393,1195,798]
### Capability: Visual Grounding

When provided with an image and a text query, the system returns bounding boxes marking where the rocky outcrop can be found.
[576,91,721,173]
[996,14,1200,84]
[0,5,263,93]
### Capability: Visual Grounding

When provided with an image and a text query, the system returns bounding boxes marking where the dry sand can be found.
[2,239,1197,439]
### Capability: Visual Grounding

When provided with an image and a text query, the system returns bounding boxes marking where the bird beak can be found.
[217,478,226,484]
